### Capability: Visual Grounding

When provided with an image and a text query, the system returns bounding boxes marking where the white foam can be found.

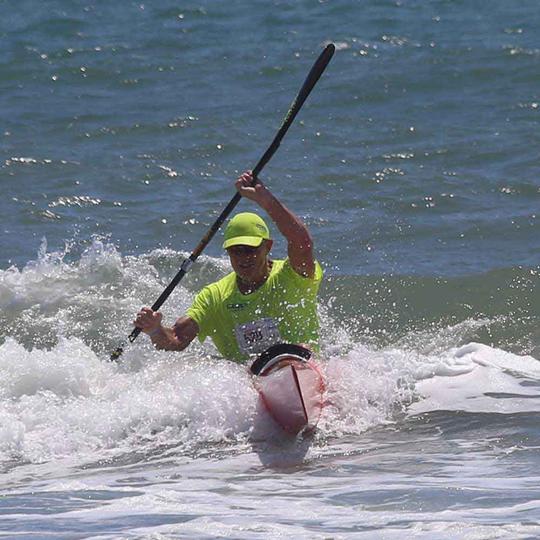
[2,238,538,469]
[320,343,418,435]
[3,320,539,467]
[0,336,258,465]
[409,342,540,415]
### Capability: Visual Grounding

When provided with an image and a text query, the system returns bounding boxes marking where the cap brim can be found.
[223,236,264,249]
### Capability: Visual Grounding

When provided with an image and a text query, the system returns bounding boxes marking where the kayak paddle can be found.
[110,43,335,361]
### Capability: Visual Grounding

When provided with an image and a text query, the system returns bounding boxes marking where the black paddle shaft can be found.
[110,43,335,361]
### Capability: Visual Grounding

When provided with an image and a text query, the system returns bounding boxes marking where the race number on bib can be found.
[235,318,281,355]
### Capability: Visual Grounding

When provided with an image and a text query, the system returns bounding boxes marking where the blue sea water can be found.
[1,1,540,538]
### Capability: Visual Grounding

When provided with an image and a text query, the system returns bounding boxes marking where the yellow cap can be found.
[223,212,271,249]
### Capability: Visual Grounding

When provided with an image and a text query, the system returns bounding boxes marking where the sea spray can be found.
[0,336,257,465]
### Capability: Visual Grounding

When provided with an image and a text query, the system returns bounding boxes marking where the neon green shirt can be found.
[186,258,323,362]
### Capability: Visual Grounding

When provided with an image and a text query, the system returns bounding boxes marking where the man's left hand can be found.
[235,171,270,204]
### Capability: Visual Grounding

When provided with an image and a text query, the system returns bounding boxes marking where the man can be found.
[134,170,323,362]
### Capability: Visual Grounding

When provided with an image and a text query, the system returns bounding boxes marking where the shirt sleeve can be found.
[282,257,323,291]
[186,285,215,343]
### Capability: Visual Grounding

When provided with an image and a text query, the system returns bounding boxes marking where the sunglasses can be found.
[227,244,262,256]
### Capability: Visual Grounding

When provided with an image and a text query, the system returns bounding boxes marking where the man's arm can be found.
[134,308,199,351]
[235,171,316,278]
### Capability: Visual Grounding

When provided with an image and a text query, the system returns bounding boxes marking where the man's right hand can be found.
[134,310,198,352]
[134,307,163,335]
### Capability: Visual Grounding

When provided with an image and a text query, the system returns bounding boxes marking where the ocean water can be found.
[1,1,539,538]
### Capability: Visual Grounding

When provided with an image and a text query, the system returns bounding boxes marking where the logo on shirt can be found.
[227,302,248,311]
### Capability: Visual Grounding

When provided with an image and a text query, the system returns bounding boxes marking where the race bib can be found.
[235,318,281,355]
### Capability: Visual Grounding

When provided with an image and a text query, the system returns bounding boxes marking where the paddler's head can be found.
[223,212,273,284]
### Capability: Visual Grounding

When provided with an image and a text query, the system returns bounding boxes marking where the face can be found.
[227,240,272,284]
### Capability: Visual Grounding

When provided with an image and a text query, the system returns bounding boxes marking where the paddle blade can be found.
[253,43,335,177]
[110,344,124,362]
[281,43,335,133]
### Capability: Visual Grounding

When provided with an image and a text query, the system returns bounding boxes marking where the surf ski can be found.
[250,344,325,436]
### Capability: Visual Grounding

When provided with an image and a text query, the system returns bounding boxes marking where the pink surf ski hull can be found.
[253,357,325,435]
